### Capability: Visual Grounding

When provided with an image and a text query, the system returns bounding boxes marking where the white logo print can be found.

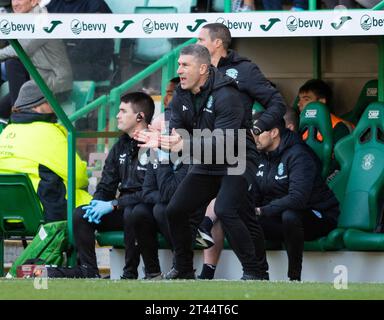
[362,153,375,170]
[275,175,288,180]
[182,105,188,112]
[226,68,238,79]
[119,153,126,164]
[256,171,264,177]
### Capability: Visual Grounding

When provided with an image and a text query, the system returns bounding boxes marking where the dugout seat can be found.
[299,102,333,179]
[341,79,378,125]
[306,102,384,251]
[61,81,96,116]
[0,173,44,276]
[335,102,384,250]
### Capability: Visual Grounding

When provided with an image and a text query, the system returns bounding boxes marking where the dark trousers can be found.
[260,208,338,280]
[166,173,268,276]
[0,58,29,119]
[73,205,140,278]
[131,203,173,274]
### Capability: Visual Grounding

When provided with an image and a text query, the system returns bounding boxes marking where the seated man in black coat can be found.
[252,111,340,281]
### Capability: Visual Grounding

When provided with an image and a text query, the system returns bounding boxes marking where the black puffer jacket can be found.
[255,129,340,223]
[170,67,258,177]
[217,50,287,131]
[93,134,147,207]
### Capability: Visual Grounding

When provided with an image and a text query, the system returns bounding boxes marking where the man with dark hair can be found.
[196,22,286,279]
[136,44,269,280]
[298,79,353,141]
[47,91,155,278]
[298,79,354,173]
[252,111,340,281]
[284,107,299,132]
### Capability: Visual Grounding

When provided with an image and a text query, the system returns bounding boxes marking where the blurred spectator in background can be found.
[46,0,114,83]
[262,0,308,10]
[0,0,72,122]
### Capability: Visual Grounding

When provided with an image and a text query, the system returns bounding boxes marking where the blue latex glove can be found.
[82,200,113,224]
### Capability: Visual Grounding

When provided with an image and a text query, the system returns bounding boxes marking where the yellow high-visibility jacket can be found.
[0,119,92,221]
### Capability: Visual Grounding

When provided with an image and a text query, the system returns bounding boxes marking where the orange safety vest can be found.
[302,113,355,142]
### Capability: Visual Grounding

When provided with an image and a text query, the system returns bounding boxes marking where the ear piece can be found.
[136,113,143,122]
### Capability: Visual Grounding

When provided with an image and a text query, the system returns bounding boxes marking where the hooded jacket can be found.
[170,67,258,177]
[0,112,91,221]
[93,134,147,208]
[255,129,340,223]
[217,50,286,131]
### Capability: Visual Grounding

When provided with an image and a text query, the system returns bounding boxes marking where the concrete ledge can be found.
[109,248,384,282]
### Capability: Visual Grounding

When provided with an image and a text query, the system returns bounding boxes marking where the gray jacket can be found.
[0,6,72,94]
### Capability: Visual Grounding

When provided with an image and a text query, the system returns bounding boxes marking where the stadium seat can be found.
[0,81,9,98]
[340,79,378,125]
[334,101,384,250]
[132,6,177,63]
[212,0,225,12]
[61,81,96,116]
[0,173,45,276]
[104,0,146,13]
[148,0,193,13]
[299,102,333,179]
[306,102,384,251]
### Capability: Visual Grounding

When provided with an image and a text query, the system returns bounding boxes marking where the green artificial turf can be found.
[1,279,384,300]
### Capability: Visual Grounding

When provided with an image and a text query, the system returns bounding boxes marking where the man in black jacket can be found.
[136,44,268,280]
[53,92,154,278]
[252,111,340,281]
[196,22,287,279]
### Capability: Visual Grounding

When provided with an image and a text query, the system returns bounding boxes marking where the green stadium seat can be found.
[305,103,384,251]
[212,0,225,12]
[299,102,333,179]
[0,173,45,276]
[105,0,146,13]
[132,6,177,63]
[334,102,384,250]
[148,0,192,13]
[61,81,96,115]
[0,81,9,98]
[340,79,378,125]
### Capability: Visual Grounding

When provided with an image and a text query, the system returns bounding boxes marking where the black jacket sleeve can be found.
[169,94,185,130]
[116,191,143,208]
[142,164,161,204]
[93,144,120,201]
[157,163,189,203]
[261,146,317,216]
[246,64,286,132]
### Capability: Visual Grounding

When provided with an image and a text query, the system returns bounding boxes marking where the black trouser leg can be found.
[123,205,140,278]
[0,58,29,119]
[153,203,173,248]
[214,175,262,274]
[73,206,123,272]
[166,174,218,273]
[132,203,160,274]
[281,210,304,281]
[237,189,269,277]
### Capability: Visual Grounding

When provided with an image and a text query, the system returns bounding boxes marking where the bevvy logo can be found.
[70,19,106,35]
[0,19,35,35]
[360,14,384,31]
[286,15,323,32]
[216,17,252,32]
[142,18,179,34]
